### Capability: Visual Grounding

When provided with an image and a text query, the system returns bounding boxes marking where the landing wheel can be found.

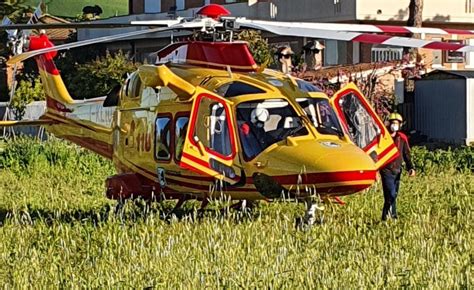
[114,198,125,221]
[295,196,325,230]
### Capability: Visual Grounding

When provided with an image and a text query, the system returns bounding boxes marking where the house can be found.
[77,0,474,68]
[414,70,474,145]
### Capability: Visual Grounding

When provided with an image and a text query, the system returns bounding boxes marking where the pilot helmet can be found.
[251,107,270,128]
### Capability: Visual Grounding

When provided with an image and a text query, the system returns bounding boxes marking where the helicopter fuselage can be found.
[17,35,399,203]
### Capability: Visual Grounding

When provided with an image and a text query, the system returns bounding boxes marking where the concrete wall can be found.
[357,0,474,23]
[415,78,468,144]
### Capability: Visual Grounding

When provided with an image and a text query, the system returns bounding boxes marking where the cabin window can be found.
[127,72,142,99]
[193,96,233,158]
[215,81,265,98]
[175,115,189,162]
[296,79,322,93]
[155,116,172,160]
[338,93,380,149]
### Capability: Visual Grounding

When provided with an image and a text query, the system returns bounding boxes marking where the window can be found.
[155,116,172,160]
[236,99,308,160]
[296,98,344,137]
[126,72,142,99]
[193,96,233,157]
[175,115,189,161]
[296,79,322,93]
[215,81,265,98]
[337,93,380,149]
[445,40,464,63]
[176,0,184,10]
[324,40,348,66]
[144,0,160,13]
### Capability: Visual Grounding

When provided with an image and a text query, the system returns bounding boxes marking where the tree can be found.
[235,30,273,66]
[406,0,424,57]
[407,0,424,28]
[63,50,137,99]
[10,76,45,119]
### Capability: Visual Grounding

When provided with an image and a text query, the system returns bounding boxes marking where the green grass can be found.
[23,0,128,18]
[0,138,472,287]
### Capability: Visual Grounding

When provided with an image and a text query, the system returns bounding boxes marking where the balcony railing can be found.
[371,47,403,62]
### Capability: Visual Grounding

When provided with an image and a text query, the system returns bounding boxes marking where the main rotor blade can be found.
[0,22,143,30]
[7,21,208,65]
[236,19,474,36]
[238,19,474,52]
[0,19,182,30]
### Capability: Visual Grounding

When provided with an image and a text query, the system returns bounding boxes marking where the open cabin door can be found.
[330,83,399,169]
[180,90,243,185]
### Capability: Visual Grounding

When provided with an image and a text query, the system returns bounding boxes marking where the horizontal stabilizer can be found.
[0,119,56,127]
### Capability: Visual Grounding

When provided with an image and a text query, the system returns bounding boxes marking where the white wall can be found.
[230,0,356,22]
[357,0,474,23]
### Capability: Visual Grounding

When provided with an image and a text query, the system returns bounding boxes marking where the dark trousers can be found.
[380,170,401,220]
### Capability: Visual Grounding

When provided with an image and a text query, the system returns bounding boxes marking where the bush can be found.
[411,146,473,173]
[235,30,273,66]
[62,50,137,99]
[0,137,114,175]
[10,76,45,119]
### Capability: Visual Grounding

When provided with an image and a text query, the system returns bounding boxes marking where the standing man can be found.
[380,113,416,221]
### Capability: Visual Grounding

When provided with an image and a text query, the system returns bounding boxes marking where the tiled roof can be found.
[38,14,74,41]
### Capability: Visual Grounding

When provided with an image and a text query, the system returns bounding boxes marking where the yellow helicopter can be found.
[2,4,473,225]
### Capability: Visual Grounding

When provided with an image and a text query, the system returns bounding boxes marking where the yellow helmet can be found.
[388,112,403,122]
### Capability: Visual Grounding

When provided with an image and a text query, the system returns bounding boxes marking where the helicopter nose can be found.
[252,139,377,198]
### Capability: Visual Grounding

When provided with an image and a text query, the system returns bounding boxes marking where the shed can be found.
[414,70,474,145]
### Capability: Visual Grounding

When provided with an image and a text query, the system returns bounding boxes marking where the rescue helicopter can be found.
[2,4,474,225]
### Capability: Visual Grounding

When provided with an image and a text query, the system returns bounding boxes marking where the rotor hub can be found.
[196,4,231,20]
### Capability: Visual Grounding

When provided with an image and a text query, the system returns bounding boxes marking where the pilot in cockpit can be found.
[239,107,270,159]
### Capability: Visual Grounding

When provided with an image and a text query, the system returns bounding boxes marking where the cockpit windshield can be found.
[297,98,344,137]
[236,99,308,160]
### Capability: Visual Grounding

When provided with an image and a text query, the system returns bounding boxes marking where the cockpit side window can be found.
[338,93,380,148]
[236,99,308,160]
[194,98,233,158]
[215,81,265,98]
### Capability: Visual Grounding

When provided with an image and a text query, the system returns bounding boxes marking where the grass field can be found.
[23,0,128,18]
[0,138,472,287]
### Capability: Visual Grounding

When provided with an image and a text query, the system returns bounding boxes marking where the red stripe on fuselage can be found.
[270,170,377,185]
[181,152,210,168]
[62,135,113,159]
